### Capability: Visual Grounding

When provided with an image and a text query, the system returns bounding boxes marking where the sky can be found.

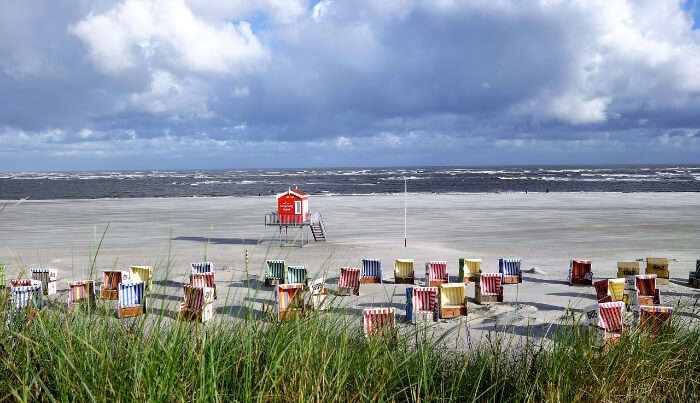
[1,0,700,171]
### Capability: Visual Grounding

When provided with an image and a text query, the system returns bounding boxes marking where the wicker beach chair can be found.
[645,258,669,285]
[394,259,414,284]
[608,278,625,302]
[408,286,438,324]
[689,260,700,288]
[68,280,96,306]
[426,261,448,288]
[265,260,286,286]
[129,266,153,290]
[639,306,673,335]
[475,273,503,304]
[190,271,216,299]
[100,270,129,300]
[277,283,305,321]
[458,258,481,283]
[338,267,361,296]
[285,265,308,285]
[309,275,329,311]
[594,279,612,303]
[568,259,593,285]
[439,283,467,319]
[30,267,57,296]
[617,261,640,278]
[179,285,215,323]
[118,281,146,318]
[499,258,522,284]
[599,301,625,345]
[635,275,660,306]
[10,284,44,312]
[361,258,382,284]
[191,262,213,273]
[362,308,396,340]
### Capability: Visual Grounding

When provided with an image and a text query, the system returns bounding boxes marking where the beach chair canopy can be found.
[277,284,305,312]
[427,261,448,281]
[439,284,466,308]
[265,260,286,280]
[459,258,481,277]
[129,266,152,282]
[31,267,57,281]
[594,279,611,302]
[646,258,669,277]
[394,259,414,278]
[118,282,145,308]
[103,271,126,289]
[598,301,624,333]
[362,308,395,339]
[480,273,502,295]
[339,267,361,289]
[413,287,438,313]
[361,258,382,279]
[285,265,308,284]
[499,258,521,276]
[191,262,214,273]
[11,285,43,310]
[635,275,658,297]
[191,272,215,288]
[182,285,214,310]
[570,260,592,279]
[608,278,625,301]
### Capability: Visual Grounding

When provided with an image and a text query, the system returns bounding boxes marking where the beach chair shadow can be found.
[152,279,185,288]
[546,291,597,300]
[524,277,570,286]
[148,293,182,303]
[172,236,261,245]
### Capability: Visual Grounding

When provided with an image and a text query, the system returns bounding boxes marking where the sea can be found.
[1,165,699,200]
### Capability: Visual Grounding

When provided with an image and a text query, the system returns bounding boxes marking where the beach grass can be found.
[0,293,698,402]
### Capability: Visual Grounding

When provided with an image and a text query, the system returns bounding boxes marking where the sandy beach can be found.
[1,192,699,343]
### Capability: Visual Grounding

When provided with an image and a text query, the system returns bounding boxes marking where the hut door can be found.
[294,201,301,214]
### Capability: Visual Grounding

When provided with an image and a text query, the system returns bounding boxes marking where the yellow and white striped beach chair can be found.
[439,283,467,319]
[394,259,414,284]
[458,258,481,283]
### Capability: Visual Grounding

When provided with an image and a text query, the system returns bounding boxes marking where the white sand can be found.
[1,193,698,342]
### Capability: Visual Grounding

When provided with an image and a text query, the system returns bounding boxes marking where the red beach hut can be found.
[276,188,310,224]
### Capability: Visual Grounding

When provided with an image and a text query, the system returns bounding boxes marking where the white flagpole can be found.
[404,176,407,248]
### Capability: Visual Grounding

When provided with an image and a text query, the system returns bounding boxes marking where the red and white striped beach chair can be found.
[100,270,129,300]
[338,267,361,296]
[190,271,216,299]
[639,306,673,335]
[394,259,414,284]
[179,285,215,323]
[68,280,96,307]
[410,286,438,324]
[362,308,396,340]
[277,283,305,321]
[594,279,612,303]
[439,283,467,319]
[568,259,593,286]
[426,261,448,288]
[475,273,503,304]
[635,275,660,306]
[599,301,625,345]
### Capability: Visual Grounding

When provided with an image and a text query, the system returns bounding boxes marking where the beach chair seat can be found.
[645,258,669,285]
[68,280,96,307]
[191,261,214,274]
[277,284,305,321]
[458,258,481,283]
[599,301,625,345]
[639,306,673,335]
[594,279,612,303]
[309,275,329,311]
[617,261,640,278]
[635,275,660,306]
[426,261,448,288]
[179,285,215,323]
[568,259,593,285]
[190,271,216,299]
[129,265,153,290]
[394,259,414,284]
[362,308,396,340]
[475,273,503,304]
[0,264,5,288]
[499,258,522,284]
[689,260,700,287]
[439,283,467,319]
[118,281,146,318]
[265,260,286,286]
[100,270,129,300]
[407,286,438,324]
[338,267,361,296]
[30,267,57,296]
[10,284,44,312]
[608,278,625,303]
[285,265,308,285]
[361,258,382,284]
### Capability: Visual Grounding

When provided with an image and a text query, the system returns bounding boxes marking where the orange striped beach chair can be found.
[100,270,129,300]
[190,271,216,299]
[68,280,96,307]
[639,306,673,335]
[277,283,305,321]
[394,259,414,284]
[426,261,448,288]
[635,275,660,306]
[475,273,503,304]
[568,259,593,286]
[362,308,396,340]
[599,301,625,345]
[179,285,215,323]
[338,267,361,296]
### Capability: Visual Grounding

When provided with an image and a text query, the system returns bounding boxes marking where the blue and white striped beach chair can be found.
[11,284,44,311]
[191,262,214,274]
[361,258,382,284]
[118,281,146,318]
[499,258,522,284]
